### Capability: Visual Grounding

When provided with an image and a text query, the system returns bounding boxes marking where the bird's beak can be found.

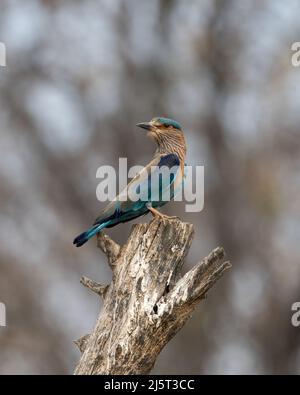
[136,122,152,131]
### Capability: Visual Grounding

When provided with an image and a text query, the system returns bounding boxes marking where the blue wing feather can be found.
[73,153,181,246]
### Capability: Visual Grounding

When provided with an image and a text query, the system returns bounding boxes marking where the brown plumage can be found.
[144,117,186,175]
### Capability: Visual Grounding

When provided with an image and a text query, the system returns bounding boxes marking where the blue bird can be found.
[73,117,186,247]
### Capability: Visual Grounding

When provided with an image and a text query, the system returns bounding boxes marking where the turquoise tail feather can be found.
[73,222,109,247]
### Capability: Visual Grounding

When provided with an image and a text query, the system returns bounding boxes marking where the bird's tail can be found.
[73,223,106,247]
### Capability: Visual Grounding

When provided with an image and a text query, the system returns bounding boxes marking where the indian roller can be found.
[73,117,186,247]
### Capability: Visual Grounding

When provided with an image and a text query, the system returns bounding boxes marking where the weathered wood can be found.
[97,231,121,268]
[74,334,90,353]
[80,276,108,298]
[74,218,231,375]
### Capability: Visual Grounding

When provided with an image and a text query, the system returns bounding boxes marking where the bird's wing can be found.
[128,153,181,205]
[93,153,181,226]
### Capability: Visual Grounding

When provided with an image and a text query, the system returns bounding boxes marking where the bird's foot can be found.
[159,214,179,225]
[147,205,179,225]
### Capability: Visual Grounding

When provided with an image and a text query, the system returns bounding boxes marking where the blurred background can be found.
[0,0,300,375]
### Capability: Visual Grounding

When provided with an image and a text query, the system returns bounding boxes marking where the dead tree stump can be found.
[74,218,231,375]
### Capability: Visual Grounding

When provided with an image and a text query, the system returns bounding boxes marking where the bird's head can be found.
[137,117,186,156]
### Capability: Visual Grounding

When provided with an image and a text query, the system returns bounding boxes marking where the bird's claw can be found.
[161,215,179,225]
[147,205,179,225]
[161,215,179,221]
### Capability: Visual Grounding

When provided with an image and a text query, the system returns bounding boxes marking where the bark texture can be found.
[74,218,231,375]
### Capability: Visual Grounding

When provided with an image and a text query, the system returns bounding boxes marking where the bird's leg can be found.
[146,203,179,224]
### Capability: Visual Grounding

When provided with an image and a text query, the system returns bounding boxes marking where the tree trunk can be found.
[74,218,231,375]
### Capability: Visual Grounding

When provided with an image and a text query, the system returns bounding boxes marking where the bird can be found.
[73,117,186,247]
